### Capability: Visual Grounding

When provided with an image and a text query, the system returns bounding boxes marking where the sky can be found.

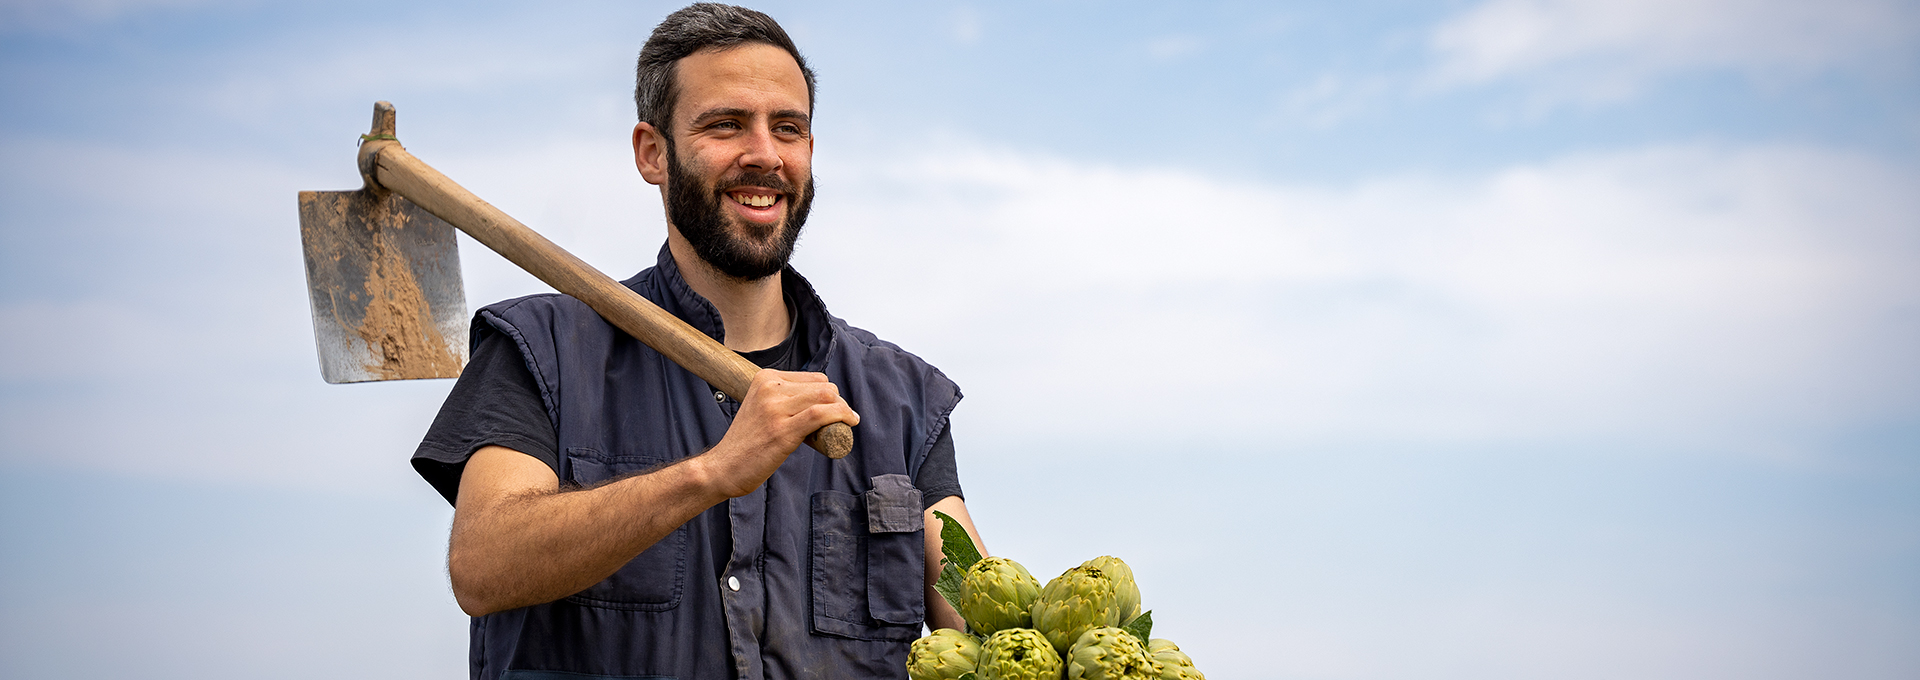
[1,1,1917,678]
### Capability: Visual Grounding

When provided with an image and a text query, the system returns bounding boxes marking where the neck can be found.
[666,230,789,352]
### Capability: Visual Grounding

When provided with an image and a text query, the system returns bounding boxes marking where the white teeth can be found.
[735,194,776,208]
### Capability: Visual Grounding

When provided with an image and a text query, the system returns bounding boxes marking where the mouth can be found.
[723,188,788,227]
[728,190,782,210]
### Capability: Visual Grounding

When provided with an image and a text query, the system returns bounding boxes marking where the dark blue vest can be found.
[467,247,961,680]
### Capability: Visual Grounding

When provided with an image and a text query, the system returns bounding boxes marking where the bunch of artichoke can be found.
[958,556,1042,635]
[976,628,1063,680]
[1065,627,1156,680]
[907,628,981,680]
[1147,639,1206,680]
[913,513,1206,680]
[1030,562,1128,654]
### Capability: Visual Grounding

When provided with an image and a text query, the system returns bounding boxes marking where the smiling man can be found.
[408,4,982,679]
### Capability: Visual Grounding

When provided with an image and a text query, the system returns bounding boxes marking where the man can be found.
[409,5,983,679]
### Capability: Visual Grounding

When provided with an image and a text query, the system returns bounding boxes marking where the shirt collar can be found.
[629,243,834,372]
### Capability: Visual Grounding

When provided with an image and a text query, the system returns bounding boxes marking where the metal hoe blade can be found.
[298,188,468,383]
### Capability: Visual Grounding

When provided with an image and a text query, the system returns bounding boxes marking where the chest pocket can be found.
[809,474,925,641]
[561,447,688,611]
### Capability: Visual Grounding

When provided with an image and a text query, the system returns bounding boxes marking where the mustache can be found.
[714,170,798,196]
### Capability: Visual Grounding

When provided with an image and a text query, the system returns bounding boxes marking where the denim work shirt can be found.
[467,247,961,680]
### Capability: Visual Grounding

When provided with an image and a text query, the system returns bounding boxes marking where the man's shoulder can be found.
[475,266,667,332]
[826,316,914,360]
[475,290,620,332]
[826,316,961,395]
[468,292,618,358]
[478,291,590,318]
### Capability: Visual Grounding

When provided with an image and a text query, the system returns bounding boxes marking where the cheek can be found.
[781,146,811,175]
[672,144,723,175]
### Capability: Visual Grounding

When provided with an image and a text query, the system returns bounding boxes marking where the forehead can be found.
[672,42,810,120]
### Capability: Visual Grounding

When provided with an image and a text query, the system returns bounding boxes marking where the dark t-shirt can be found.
[411,292,963,575]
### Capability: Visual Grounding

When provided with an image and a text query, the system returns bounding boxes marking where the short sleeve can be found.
[410,325,560,505]
[913,423,963,510]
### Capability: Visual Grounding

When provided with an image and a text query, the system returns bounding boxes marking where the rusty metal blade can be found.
[298,188,468,383]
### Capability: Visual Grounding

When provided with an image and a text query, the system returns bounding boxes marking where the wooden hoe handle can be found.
[355,102,854,459]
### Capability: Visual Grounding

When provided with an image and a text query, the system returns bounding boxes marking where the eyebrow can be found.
[688,107,812,128]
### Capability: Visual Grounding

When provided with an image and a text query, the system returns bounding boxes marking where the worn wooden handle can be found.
[355,102,853,458]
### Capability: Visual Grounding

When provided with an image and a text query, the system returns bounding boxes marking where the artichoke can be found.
[1066,627,1156,680]
[1083,556,1141,623]
[1147,639,1205,680]
[907,628,982,680]
[976,628,1063,680]
[1030,564,1126,654]
[959,556,1043,635]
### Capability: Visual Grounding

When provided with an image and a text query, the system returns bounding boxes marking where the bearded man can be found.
[409,5,983,679]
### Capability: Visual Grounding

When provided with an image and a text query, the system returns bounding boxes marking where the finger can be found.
[800,401,860,428]
[756,369,828,384]
[766,387,848,418]
[759,378,843,404]
[801,381,842,402]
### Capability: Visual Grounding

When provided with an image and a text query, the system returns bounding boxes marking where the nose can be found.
[738,126,782,173]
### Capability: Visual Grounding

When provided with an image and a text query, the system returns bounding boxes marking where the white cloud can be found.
[3,130,1912,491]
[798,138,1920,458]
[1429,0,1920,102]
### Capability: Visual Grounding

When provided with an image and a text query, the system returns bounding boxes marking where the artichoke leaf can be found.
[1120,610,1153,647]
[933,510,985,569]
[932,510,985,616]
[934,561,966,618]
[957,674,978,680]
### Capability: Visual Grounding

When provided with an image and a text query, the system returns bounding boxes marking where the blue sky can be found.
[2,1,1917,679]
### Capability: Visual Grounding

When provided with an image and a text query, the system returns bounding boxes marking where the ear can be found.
[633,122,669,186]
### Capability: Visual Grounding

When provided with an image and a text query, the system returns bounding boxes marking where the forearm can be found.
[449,447,728,616]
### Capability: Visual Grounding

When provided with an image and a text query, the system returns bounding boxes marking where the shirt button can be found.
[714,390,726,404]
[727,576,741,592]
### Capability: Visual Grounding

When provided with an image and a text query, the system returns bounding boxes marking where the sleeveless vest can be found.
[467,246,961,680]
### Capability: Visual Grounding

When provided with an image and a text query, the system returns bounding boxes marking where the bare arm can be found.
[922,495,985,632]
[448,369,858,616]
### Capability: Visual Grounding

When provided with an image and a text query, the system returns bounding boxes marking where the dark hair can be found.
[634,4,816,132]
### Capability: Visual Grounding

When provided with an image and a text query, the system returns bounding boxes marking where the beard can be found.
[665,143,814,281]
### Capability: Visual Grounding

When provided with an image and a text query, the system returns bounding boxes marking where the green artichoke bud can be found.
[1066,627,1156,680]
[959,556,1042,635]
[1083,556,1141,623]
[907,628,982,680]
[1031,564,1126,654]
[1147,639,1205,680]
[976,628,1063,680]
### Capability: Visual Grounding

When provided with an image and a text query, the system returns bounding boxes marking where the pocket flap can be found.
[568,452,611,484]
[865,474,923,534]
